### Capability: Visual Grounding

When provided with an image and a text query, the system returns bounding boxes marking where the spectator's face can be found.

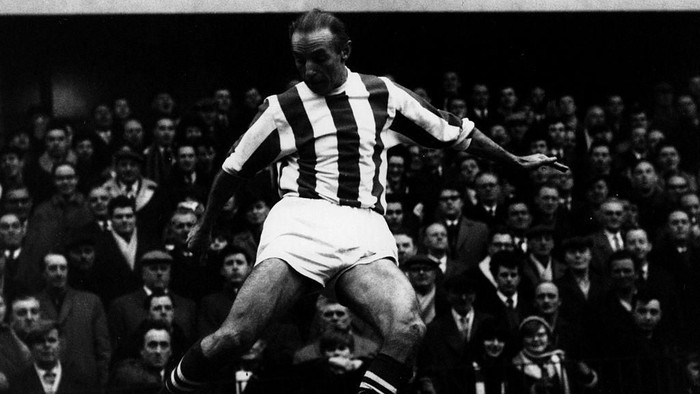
[680,194,700,223]
[116,158,141,184]
[547,122,566,148]
[67,244,96,270]
[384,202,404,227]
[495,266,519,296]
[422,149,443,170]
[394,234,417,263]
[153,93,175,115]
[93,105,114,129]
[291,28,348,96]
[243,88,262,110]
[447,288,475,315]
[442,71,461,94]
[387,155,405,180]
[30,328,61,368]
[666,176,689,200]
[589,146,611,172]
[123,120,144,146]
[584,106,606,128]
[606,95,624,117]
[111,207,136,238]
[668,211,691,242]
[438,189,463,219]
[459,158,480,183]
[534,283,560,315]
[677,95,698,118]
[528,233,554,259]
[506,203,532,231]
[633,299,662,334]
[424,223,448,252]
[625,229,651,261]
[523,325,549,355]
[153,118,176,147]
[53,164,78,198]
[600,201,625,232]
[113,99,131,120]
[405,263,437,293]
[413,87,431,103]
[142,263,171,290]
[488,125,510,146]
[170,213,197,245]
[630,112,649,130]
[0,153,22,179]
[499,87,517,109]
[245,200,270,226]
[323,345,351,359]
[558,96,576,116]
[475,174,500,205]
[610,258,636,291]
[196,145,216,170]
[447,98,467,118]
[529,140,548,155]
[75,139,94,162]
[535,187,559,216]
[483,337,505,358]
[657,146,680,172]
[43,254,68,290]
[148,296,174,326]
[184,126,203,141]
[586,179,609,205]
[472,84,489,108]
[646,129,664,151]
[4,188,32,220]
[320,303,351,331]
[177,146,197,173]
[214,89,232,112]
[45,129,68,158]
[88,188,111,218]
[141,329,172,369]
[630,128,647,152]
[564,247,591,271]
[11,298,40,333]
[0,213,24,248]
[488,234,514,256]
[221,252,252,287]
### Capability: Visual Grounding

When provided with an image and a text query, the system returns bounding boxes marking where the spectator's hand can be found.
[516,154,569,173]
[187,223,210,254]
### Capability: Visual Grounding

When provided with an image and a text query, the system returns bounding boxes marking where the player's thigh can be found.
[220,258,318,336]
[336,258,420,334]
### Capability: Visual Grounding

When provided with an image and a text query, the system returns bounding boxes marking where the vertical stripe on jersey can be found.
[278,87,318,199]
[327,93,361,207]
[360,74,390,214]
[391,111,460,149]
[237,130,281,178]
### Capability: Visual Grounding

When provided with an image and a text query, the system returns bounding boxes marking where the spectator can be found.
[0,213,27,301]
[589,198,626,274]
[166,208,213,302]
[531,281,586,360]
[163,142,208,207]
[8,319,92,394]
[109,320,174,394]
[0,147,25,191]
[8,294,40,341]
[467,83,495,131]
[629,160,666,234]
[522,225,566,286]
[472,228,516,300]
[421,222,460,277]
[383,197,419,238]
[505,199,533,254]
[24,125,77,204]
[394,232,418,265]
[35,253,110,389]
[23,162,93,293]
[435,185,489,272]
[107,250,196,358]
[122,118,146,153]
[2,186,33,228]
[198,245,254,337]
[465,171,507,228]
[401,255,448,325]
[0,294,31,392]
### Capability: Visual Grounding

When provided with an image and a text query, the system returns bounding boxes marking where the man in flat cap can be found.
[401,255,449,325]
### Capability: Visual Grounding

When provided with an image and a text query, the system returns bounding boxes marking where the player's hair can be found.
[289,9,350,53]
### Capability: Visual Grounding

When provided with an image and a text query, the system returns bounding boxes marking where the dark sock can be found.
[163,340,212,393]
[358,353,412,394]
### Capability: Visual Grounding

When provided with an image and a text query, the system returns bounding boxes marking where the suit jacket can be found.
[464,202,507,229]
[418,310,494,394]
[36,287,111,387]
[9,362,94,394]
[589,230,619,275]
[108,288,196,353]
[94,229,162,304]
[555,270,608,327]
[474,289,531,357]
[444,216,489,273]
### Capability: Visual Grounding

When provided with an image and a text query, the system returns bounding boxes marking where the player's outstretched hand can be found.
[187,222,210,254]
[516,153,569,173]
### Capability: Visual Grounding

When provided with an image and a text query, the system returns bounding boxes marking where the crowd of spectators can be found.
[1,69,700,394]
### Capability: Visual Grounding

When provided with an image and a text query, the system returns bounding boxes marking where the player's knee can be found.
[212,324,256,353]
[394,316,426,346]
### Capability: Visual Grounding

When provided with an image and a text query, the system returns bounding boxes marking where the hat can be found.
[65,231,96,250]
[519,315,553,336]
[113,146,144,164]
[561,236,593,251]
[139,250,174,266]
[401,255,439,270]
[525,224,555,237]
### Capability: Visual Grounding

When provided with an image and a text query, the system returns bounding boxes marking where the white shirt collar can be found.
[497,291,518,308]
[34,361,61,394]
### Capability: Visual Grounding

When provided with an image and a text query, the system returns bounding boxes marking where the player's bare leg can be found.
[163,258,318,393]
[336,258,426,394]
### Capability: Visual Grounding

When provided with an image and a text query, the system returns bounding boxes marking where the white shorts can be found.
[256,197,398,286]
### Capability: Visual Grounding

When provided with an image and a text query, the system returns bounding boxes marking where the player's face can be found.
[291,28,349,96]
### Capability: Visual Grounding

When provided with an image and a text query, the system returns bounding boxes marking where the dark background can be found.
[0,12,698,131]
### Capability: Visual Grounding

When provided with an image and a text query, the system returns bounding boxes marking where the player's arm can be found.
[187,169,244,252]
[467,127,569,172]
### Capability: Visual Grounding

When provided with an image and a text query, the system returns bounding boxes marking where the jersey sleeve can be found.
[384,79,474,151]
[221,97,294,178]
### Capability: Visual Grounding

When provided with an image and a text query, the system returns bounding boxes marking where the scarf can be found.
[513,349,570,394]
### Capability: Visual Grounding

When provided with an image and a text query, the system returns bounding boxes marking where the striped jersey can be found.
[222,69,474,214]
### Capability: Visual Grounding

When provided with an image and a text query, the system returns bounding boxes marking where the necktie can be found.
[506,297,514,309]
[613,234,622,251]
[461,317,470,341]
